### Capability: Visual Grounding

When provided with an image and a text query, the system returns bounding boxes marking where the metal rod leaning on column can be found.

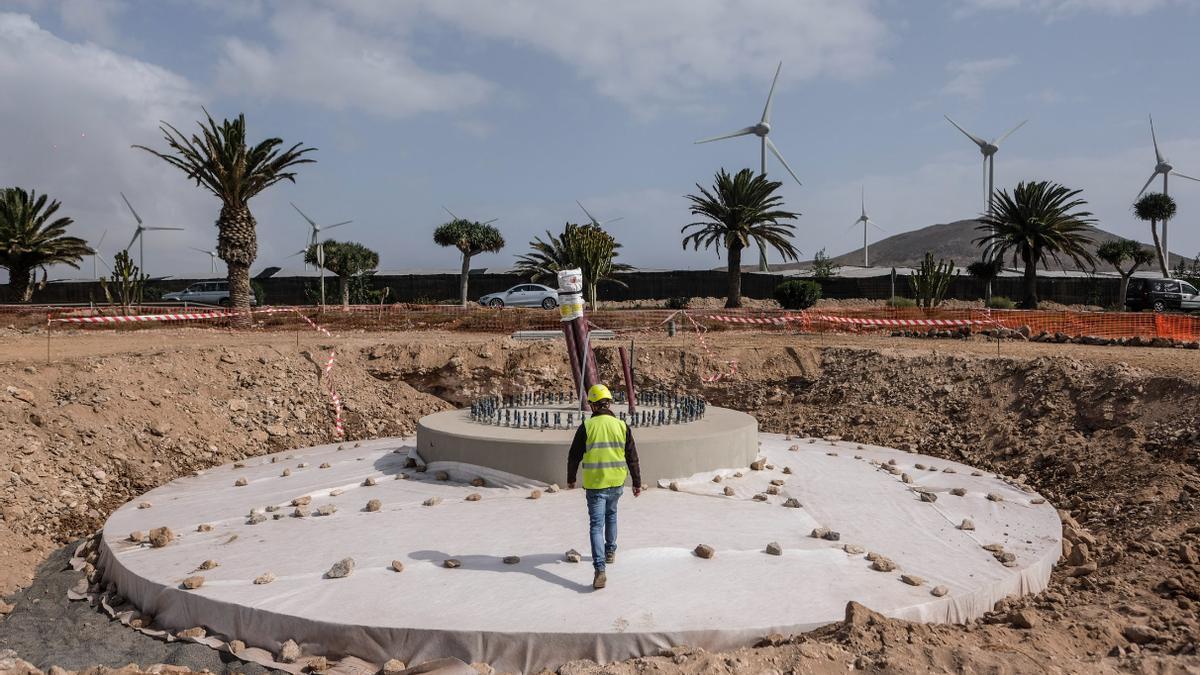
[619,343,636,415]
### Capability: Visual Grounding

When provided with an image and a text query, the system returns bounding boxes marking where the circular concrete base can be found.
[417,405,758,485]
[96,435,1061,673]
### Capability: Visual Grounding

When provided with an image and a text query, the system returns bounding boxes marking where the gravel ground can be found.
[0,543,277,674]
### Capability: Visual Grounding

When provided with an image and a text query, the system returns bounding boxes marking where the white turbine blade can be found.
[324,220,352,231]
[442,206,460,221]
[1149,115,1163,164]
[994,119,1028,145]
[188,246,210,254]
[761,62,782,125]
[576,200,600,226]
[482,217,499,225]
[146,226,184,231]
[287,249,306,258]
[694,126,758,144]
[126,230,140,251]
[120,192,143,225]
[764,137,802,186]
[97,229,107,248]
[98,256,113,273]
[1171,170,1200,183]
[602,216,624,225]
[290,202,318,228]
[944,115,987,148]
[1136,171,1158,198]
[868,218,886,231]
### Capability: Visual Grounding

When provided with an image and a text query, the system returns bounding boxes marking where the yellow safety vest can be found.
[581,414,629,489]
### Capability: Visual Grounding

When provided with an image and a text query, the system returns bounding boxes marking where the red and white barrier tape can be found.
[812,315,986,328]
[49,310,232,324]
[681,311,738,382]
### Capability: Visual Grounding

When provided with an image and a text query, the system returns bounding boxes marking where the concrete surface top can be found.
[97,434,1061,672]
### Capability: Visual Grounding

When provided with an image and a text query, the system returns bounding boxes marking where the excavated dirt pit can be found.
[1,329,1199,674]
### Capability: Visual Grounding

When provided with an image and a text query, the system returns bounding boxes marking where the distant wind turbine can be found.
[121,192,183,274]
[695,62,802,272]
[190,246,219,274]
[442,206,498,226]
[1136,115,1200,259]
[576,200,623,227]
[851,187,885,267]
[91,229,107,279]
[291,202,352,307]
[944,115,1027,219]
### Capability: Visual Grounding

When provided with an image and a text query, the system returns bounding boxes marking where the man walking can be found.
[567,384,641,590]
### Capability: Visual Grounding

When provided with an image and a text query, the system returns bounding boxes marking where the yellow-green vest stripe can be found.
[582,415,628,489]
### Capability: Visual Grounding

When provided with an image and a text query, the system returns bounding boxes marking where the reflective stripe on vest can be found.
[581,414,628,490]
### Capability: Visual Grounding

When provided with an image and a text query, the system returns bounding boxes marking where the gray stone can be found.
[180,576,204,590]
[391,560,404,572]
[950,488,966,496]
[325,557,355,579]
[723,486,735,496]
[565,549,582,563]
[503,556,520,565]
[782,498,801,508]
[317,504,337,516]
[931,585,949,597]
[959,519,975,530]
[822,531,841,541]
[363,477,377,486]
[986,492,1004,502]
[528,489,542,500]
[919,491,938,503]
[693,544,715,559]
[197,559,219,571]
[176,627,205,639]
[843,544,865,555]
[254,572,276,585]
[465,493,482,501]
[366,499,382,512]
[871,557,897,572]
[766,542,782,556]
[148,527,174,548]
[280,639,301,663]
[443,558,461,568]
[900,574,924,586]
[382,659,407,675]
[1008,609,1038,630]
[423,497,442,507]
[234,477,248,487]
[810,527,831,539]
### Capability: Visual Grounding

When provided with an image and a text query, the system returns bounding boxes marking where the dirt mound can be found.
[2,329,1200,673]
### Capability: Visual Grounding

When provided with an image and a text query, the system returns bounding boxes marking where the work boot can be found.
[605,551,616,565]
[593,571,607,589]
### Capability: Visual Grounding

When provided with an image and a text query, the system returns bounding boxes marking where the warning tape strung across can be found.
[812,315,989,328]
[286,309,344,438]
[48,310,233,324]
[680,311,738,383]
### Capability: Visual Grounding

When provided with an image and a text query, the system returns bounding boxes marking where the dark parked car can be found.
[1125,278,1200,312]
[162,280,257,306]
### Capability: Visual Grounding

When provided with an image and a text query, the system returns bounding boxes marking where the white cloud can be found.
[213,4,493,118]
[411,0,890,113]
[942,56,1018,100]
[0,13,217,280]
[957,0,1195,16]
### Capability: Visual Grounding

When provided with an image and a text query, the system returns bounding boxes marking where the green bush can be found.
[986,295,1015,309]
[886,296,916,308]
[666,296,691,310]
[773,280,822,310]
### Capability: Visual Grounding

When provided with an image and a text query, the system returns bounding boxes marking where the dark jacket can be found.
[567,408,641,488]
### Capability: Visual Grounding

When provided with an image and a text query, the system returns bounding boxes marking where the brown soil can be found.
[2,327,1199,673]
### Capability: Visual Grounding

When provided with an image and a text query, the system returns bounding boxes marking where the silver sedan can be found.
[479,284,559,309]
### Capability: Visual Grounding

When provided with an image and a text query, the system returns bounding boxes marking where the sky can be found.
[2,0,1200,281]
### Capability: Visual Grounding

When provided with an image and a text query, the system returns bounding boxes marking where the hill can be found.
[768,219,1189,272]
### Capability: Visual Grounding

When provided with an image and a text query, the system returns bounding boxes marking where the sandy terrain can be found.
[1,325,1199,673]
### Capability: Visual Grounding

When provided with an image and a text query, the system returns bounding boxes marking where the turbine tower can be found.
[851,187,884,267]
[944,115,1027,219]
[120,192,183,274]
[1136,115,1200,260]
[91,229,107,279]
[190,246,219,274]
[291,203,352,307]
[576,200,623,227]
[695,62,802,272]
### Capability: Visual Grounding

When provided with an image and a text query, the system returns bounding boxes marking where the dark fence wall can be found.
[8,270,1121,307]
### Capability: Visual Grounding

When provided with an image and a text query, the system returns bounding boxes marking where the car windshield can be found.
[1183,283,1198,296]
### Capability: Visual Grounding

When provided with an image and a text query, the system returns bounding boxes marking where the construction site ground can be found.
[1,326,1199,674]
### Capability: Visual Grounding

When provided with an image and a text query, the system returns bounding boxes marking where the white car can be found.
[479,284,559,309]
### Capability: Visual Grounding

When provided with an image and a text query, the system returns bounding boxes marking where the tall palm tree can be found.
[1133,193,1176,278]
[515,223,632,309]
[682,168,799,308]
[134,110,315,322]
[433,219,505,306]
[975,181,1096,310]
[0,187,91,302]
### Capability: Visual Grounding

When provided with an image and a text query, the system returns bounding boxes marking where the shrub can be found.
[886,296,916,308]
[986,295,1015,309]
[773,280,822,310]
[666,296,691,310]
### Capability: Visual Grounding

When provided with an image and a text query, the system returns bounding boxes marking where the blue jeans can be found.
[585,486,622,572]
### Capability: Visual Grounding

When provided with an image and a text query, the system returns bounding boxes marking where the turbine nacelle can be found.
[753,122,771,137]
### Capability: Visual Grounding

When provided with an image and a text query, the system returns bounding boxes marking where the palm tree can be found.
[1096,239,1155,309]
[514,222,633,309]
[134,110,315,323]
[975,181,1096,310]
[682,169,799,308]
[0,188,91,302]
[966,258,1002,302]
[1133,193,1176,278]
[433,219,505,306]
[304,239,379,308]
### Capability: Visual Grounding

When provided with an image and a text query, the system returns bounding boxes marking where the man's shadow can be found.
[408,550,593,594]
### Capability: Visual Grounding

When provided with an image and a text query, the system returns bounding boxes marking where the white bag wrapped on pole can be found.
[557,268,583,293]
[559,293,585,322]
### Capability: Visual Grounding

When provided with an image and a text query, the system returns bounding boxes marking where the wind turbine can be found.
[1136,115,1200,260]
[91,229,107,279]
[442,206,498,226]
[851,187,885,267]
[944,115,1027,219]
[291,202,352,307]
[121,192,183,274]
[189,246,219,274]
[695,62,803,272]
[576,200,623,228]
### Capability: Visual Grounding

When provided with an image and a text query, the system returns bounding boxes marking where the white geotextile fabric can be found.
[97,435,1061,673]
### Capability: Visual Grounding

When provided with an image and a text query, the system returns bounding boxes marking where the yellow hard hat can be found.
[587,384,613,403]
